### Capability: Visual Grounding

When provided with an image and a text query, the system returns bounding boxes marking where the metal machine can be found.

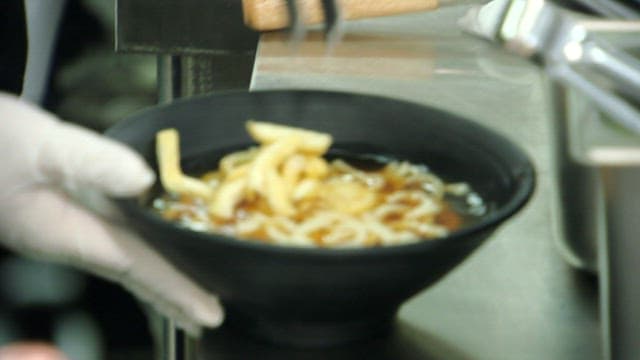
[115,1,640,359]
[479,1,640,358]
[116,3,257,357]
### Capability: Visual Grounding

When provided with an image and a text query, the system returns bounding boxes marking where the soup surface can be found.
[151,121,487,248]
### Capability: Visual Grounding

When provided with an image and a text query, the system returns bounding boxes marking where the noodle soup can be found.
[150,121,486,248]
[152,155,486,247]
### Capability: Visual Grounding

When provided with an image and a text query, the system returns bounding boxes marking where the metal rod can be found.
[158,55,182,103]
[161,319,177,360]
[548,63,640,135]
[156,54,202,360]
[584,42,640,101]
[155,50,253,360]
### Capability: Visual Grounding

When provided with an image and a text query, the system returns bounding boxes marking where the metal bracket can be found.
[116,0,259,55]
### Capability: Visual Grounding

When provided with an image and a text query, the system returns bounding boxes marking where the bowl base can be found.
[225,309,396,348]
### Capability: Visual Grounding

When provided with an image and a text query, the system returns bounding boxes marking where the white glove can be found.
[0,93,223,336]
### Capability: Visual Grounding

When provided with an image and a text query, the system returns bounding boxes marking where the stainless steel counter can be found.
[201,5,601,359]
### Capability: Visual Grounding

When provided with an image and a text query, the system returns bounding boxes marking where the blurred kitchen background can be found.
[1,0,639,359]
[1,1,157,358]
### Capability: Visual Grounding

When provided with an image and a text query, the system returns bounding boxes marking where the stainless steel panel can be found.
[600,167,640,360]
[548,82,603,273]
[116,0,258,55]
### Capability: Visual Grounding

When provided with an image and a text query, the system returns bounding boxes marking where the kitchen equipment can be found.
[462,1,640,358]
[106,89,535,347]
[112,2,576,359]
[461,0,640,134]
[114,0,396,356]
[241,0,438,31]
[244,0,344,47]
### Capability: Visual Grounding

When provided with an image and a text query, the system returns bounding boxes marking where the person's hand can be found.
[0,93,223,336]
[0,342,68,360]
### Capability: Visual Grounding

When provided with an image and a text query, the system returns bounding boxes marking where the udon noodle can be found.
[151,121,486,248]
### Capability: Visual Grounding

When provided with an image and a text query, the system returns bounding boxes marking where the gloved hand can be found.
[0,93,223,336]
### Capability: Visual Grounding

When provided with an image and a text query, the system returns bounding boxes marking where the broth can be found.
[151,152,487,248]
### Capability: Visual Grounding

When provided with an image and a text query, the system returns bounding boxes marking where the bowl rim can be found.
[109,89,537,259]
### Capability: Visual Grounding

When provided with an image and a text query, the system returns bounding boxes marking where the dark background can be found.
[0,1,155,358]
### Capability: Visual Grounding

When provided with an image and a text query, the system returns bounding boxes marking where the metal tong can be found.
[466,0,640,134]
[285,0,342,45]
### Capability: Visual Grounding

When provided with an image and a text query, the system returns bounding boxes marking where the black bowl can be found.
[106,90,535,347]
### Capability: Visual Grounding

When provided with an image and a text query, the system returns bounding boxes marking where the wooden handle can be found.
[242,0,439,31]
